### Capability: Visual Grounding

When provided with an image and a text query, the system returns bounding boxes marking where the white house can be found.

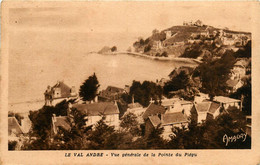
[73,102,120,129]
[145,112,189,140]
[190,101,222,124]
[213,96,241,111]
[161,98,193,117]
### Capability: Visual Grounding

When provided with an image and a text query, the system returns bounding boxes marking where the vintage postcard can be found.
[1,1,260,164]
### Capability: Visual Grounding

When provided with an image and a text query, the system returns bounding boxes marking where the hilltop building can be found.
[183,20,204,27]
[164,30,173,39]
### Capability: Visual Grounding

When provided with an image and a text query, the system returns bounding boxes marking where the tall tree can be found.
[79,73,100,101]
[197,51,236,100]
[164,70,190,95]
[120,113,141,136]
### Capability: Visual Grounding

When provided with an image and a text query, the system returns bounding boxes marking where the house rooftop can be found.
[161,98,192,107]
[234,59,249,68]
[148,112,188,128]
[143,103,166,120]
[194,102,211,113]
[8,117,24,136]
[148,115,161,127]
[53,116,71,132]
[162,112,188,125]
[226,79,239,88]
[214,96,240,103]
[194,101,221,114]
[208,102,221,114]
[51,81,75,98]
[106,86,124,93]
[128,102,142,109]
[73,102,119,116]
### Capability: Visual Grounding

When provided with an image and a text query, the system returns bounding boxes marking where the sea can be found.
[8,52,197,114]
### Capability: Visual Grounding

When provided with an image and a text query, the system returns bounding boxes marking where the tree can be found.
[8,141,18,150]
[163,70,190,95]
[144,44,151,53]
[167,106,249,149]
[234,40,251,58]
[161,51,168,57]
[87,119,116,149]
[111,46,117,52]
[130,80,162,107]
[230,76,251,115]
[79,73,100,101]
[23,100,90,150]
[145,125,167,149]
[120,113,140,136]
[152,29,159,35]
[197,51,236,100]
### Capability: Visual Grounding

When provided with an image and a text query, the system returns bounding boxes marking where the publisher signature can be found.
[223,133,247,146]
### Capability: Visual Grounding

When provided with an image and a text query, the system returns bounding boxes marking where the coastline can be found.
[96,51,202,64]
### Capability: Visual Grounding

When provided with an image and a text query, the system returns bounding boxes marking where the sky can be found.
[8,2,254,51]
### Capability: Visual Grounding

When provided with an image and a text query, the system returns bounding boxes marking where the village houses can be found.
[191,96,241,124]
[143,103,189,140]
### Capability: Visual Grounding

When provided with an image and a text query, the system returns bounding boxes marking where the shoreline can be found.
[96,51,202,64]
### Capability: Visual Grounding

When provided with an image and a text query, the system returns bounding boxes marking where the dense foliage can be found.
[167,107,250,149]
[129,80,163,107]
[79,73,100,101]
[196,51,236,100]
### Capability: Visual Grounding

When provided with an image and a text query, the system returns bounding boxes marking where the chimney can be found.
[70,86,76,96]
[53,114,56,122]
[158,114,161,120]
[95,95,98,103]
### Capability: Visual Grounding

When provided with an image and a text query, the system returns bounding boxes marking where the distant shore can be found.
[94,51,201,64]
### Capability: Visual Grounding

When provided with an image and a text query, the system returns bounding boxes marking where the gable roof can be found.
[194,101,222,114]
[208,102,221,114]
[194,102,211,113]
[128,102,142,109]
[73,102,119,116]
[52,116,71,132]
[234,59,248,68]
[148,115,161,127]
[8,117,24,135]
[162,112,188,125]
[142,103,166,120]
[148,112,188,127]
[52,81,73,98]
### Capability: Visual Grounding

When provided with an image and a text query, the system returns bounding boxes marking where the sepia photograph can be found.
[1,1,260,164]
